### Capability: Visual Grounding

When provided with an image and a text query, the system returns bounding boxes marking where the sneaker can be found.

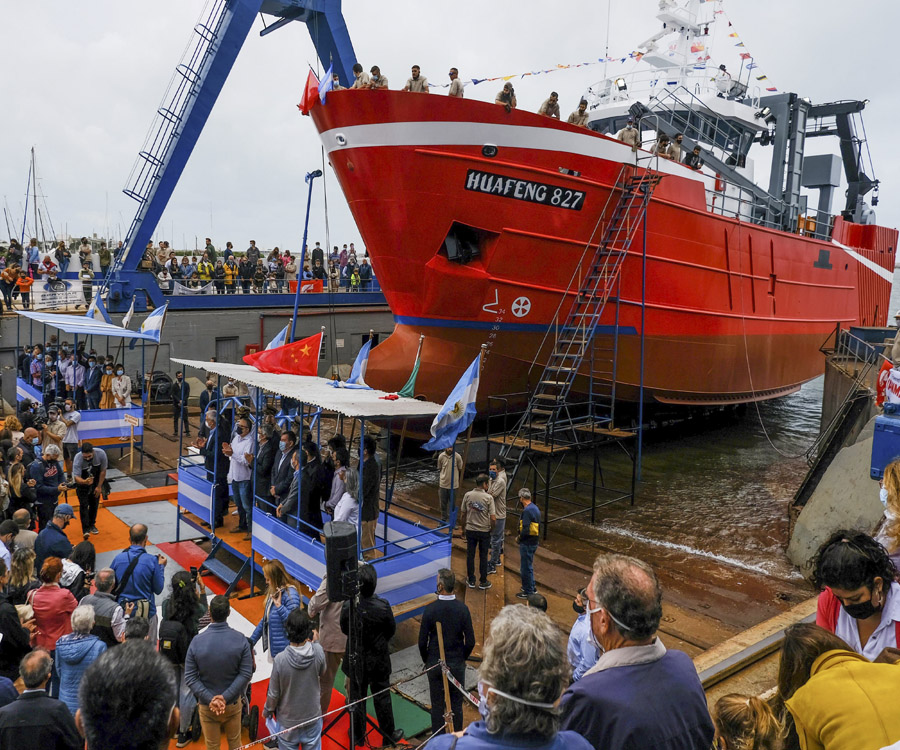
[466,578,476,588]
[90,526,99,535]
[516,590,529,599]
[479,581,492,590]
[487,565,497,575]
[175,732,190,748]
[388,729,405,744]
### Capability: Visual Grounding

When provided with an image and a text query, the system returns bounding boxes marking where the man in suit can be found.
[0,649,82,750]
[280,441,327,538]
[269,429,298,512]
[196,409,229,527]
[254,423,277,510]
[84,354,103,410]
[172,370,190,437]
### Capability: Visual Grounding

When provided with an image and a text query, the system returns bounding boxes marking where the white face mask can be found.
[881,486,889,508]
[476,680,555,723]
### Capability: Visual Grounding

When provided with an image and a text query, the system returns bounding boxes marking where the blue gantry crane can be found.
[104,0,365,312]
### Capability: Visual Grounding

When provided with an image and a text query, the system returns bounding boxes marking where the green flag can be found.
[398,356,421,398]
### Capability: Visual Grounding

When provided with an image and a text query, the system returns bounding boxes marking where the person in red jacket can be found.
[29,557,78,697]
[812,530,900,661]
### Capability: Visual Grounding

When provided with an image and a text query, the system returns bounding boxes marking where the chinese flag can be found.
[243,331,322,376]
[297,70,320,116]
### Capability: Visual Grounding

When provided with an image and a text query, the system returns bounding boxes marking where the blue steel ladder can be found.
[499,169,661,483]
[100,0,231,298]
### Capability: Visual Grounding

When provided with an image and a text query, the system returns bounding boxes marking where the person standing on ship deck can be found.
[616,118,640,149]
[403,65,429,93]
[331,72,344,91]
[487,458,508,575]
[567,99,589,127]
[368,65,389,89]
[517,488,540,599]
[459,474,496,590]
[351,62,370,89]
[668,133,685,163]
[684,146,703,170]
[437,446,463,533]
[495,83,516,112]
[448,67,464,98]
[538,92,560,119]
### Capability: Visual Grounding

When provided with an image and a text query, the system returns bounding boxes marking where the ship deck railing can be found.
[586,65,763,112]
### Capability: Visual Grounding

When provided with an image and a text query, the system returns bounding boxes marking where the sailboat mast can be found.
[31,147,39,249]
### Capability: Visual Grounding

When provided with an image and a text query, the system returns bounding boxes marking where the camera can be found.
[190,566,199,584]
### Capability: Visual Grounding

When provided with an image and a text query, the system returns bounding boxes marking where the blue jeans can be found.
[519,543,537,595]
[233,480,253,531]
[490,517,505,566]
[277,717,322,750]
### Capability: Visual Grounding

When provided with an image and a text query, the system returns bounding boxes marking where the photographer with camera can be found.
[110,524,166,645]
[72,443,107,538]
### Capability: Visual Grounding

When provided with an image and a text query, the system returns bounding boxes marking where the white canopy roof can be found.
[17,311,159,341]
[172,358,443,420]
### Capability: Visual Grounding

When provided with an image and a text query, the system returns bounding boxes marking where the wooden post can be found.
[129,423,134,474]
[436,622,455,735]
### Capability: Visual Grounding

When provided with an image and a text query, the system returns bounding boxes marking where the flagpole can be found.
[290,169,323,343]
[461,344,488,471]
[392,334,425,489]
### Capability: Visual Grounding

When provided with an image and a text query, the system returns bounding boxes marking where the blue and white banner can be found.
[16,378,42,404]
[78,408,144,441]
[251,509,450,611]
[177,463,214,527]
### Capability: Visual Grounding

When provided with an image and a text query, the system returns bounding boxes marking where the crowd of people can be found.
[17,338,133,412]
[144,238,377,295]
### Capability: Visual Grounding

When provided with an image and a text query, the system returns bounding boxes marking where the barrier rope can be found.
[233,662,443,749]
[442,663,479,707]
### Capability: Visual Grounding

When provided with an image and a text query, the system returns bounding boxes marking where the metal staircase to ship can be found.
[497,168,662,493]
[99,0,231,298]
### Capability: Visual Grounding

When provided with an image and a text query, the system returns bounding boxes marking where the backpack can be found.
[158,618,190,666]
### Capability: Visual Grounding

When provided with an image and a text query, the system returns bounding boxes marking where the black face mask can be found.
[842,598,880,620]
[572,600,586,615]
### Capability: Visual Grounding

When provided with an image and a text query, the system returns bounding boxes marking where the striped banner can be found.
[178,463,214,527]
[78,408,143,440]
[16,378,42,403]
[251,508,450,608]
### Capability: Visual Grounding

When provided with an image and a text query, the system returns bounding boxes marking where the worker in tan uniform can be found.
[351,62,370,89]
[616,118,641,150]
[368,65,389,89]
[567,99,589,127]
[403,65,429,93]
[538,92,561,119]
[448,68,464,98]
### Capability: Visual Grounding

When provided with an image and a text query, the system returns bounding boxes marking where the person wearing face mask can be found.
[775,623,900,750]
[567,588,600,682]
[559,554,714,750]
[812,530,900,660]
[429,605,591,750]
[223,417,254,539]
[615,117,640,150]
[172,371,191,438]
[63,354,85,411]
[194,410,230,528]
[84,356,102,410]
[20,428,42,467]
[269,431,298,513]
[42,406,66,457]
[111,366,131,409]
[99,362,115,409]
[437,445,463,533]
[60,399,81,482]
[367,65,388,90]
[199,380,218,416]
[487,458,508,575]
[254,423,277,509]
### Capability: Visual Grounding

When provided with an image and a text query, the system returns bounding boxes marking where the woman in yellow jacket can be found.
[777,622,900,750]
[99,361,116,409]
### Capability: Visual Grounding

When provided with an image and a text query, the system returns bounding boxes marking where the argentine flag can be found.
[140,304,168,342]
[85,294,113,324]
[266,324,289,350]
[422,352,481,451]
[319,63,335,104]
[328,338,373,389]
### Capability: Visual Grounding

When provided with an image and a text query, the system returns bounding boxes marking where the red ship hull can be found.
[311,92,896,407]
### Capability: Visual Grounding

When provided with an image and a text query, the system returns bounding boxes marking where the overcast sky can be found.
[2,0,896,255]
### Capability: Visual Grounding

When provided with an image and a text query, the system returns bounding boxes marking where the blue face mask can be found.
[279,440,287,452]
[489,470,497,479]
[116,369,124,376]
[88,361,95,368]
[31,437,39,445]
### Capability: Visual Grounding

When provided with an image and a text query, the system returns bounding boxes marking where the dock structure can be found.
[488,164,663,537]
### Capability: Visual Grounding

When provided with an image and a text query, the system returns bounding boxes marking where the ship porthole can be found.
[482,144,498,158]
[335,133,348,147]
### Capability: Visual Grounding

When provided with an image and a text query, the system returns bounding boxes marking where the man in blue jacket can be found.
[559,554,714,750]
[110,524,166,644]
[29,443,65,530]
[33,503,75,573]
[516,488,540,599]
[185,595,252,750]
